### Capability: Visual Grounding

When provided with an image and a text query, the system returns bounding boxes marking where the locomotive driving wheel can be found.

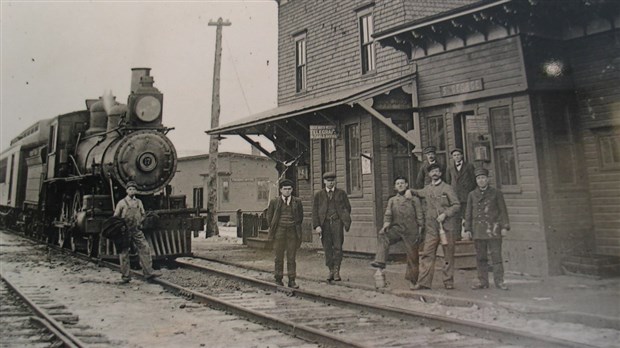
[57,199,70,248]
[69,191,86,253]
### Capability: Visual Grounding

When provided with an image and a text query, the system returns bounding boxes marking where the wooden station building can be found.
[209,0,620,276]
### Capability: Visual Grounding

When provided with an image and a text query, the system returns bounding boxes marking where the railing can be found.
[237,210,268,244]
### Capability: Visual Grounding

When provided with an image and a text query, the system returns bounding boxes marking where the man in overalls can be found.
[114,181,160,283]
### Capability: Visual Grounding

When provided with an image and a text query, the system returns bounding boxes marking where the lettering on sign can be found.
[440,79,484,97]
[231,178,255,182]
[310,125,338,139]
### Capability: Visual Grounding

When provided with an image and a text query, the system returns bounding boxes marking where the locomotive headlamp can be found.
[135,95,162,122]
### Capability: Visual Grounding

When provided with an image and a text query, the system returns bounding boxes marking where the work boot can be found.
[326,268,334,281]
[471,282,489,290]
[333,265,342,281]
[288,278,299,289]
[496,282,509,291]
[370,261,386,269]
[275,277,284,286]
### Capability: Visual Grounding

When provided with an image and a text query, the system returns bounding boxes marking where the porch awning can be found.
[207,73,416,135]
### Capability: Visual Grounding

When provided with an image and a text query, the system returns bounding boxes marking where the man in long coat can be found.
[415,146,445,189]
[464,168,510,290]
[312,172,351,281]
[445,148,477,239]
[266,179,304,288]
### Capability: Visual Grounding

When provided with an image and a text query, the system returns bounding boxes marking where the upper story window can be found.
[294,32,307,93]
[358,10,376,74]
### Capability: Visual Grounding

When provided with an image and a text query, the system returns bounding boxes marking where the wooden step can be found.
[562,254,620,277]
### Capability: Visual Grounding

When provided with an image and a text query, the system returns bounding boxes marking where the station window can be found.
[257,178,269,201]
[427,116,447,166]
[345,123,362,195]
[490,106,518,187]
[321,138,336,176]
[358,11,376,74]
[294,32,307,93]
[598,129,620,170]
[192,187,204,209]
[0,158,7,184]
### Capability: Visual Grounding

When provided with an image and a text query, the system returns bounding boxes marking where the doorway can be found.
[454,111,491,165]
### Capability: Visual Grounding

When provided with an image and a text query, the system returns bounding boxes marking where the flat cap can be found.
[422,146,437,154]
[450,148,463,155]
[279,179,294,188]
[474,168,489,177]
[427,163,442,173]
[126,181,138,189]
[322,172,336,179]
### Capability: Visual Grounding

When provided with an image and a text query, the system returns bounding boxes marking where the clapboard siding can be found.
[569,30,620,257]
[278,0,411,106]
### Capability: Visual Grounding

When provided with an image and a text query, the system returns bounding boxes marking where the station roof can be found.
[207,73,416,135]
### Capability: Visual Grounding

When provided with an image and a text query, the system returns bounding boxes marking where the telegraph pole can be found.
[206,17,231,237]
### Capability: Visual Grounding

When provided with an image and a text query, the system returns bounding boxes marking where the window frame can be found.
[294,31,307,93]
[256,177,270,202]
[192,187,204,209]
[321,138,336,176]
[426,115,448,166]
[597,128,620,171]
[357,8,376,75]
[488,104,520,190]
[345,122,362,196]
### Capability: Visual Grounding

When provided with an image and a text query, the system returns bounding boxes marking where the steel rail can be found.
[1,275,86,348]
[173,258,597,348]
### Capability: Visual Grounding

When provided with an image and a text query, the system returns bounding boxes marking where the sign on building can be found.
[310,125,338,139]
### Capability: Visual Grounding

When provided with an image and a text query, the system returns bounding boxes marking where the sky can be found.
[1,0,278,156]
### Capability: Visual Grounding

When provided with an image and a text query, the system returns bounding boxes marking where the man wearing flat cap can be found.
[445,148,477,240]
[407,163,460,290]
[114,181,160,283]
[415,146,445,189]
[312,172,351,281]
[266,179,304,288]
[465,168,510,290]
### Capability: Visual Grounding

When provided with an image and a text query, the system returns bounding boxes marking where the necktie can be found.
[328,190,333,200]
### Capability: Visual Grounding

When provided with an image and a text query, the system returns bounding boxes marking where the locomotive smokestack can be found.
[130,67,151,94]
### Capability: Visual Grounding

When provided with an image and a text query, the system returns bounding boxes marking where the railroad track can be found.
[1,275,111,348]
[147,258,592,348]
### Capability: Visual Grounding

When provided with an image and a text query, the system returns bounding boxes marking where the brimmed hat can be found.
[279,179,294,188]
[450,148,463,155]
[322,172,336,179]
[422,146,437,154]
[427,163,442,173]
[126,181,137,189]
[474,168,489,177]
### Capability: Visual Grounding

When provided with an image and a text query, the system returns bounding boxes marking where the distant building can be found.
[170,152,278,225]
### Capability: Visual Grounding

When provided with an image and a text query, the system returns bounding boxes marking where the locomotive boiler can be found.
[0,68,204,259]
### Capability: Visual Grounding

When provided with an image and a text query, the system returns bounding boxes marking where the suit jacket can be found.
[415,160,445,189]
[445,160,477,203]
[464,186,510,240]
[266,196,304,243]
[312,188,352,231]
[413,181,460,232]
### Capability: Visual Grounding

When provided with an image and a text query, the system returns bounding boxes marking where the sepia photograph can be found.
[1,0,619,347]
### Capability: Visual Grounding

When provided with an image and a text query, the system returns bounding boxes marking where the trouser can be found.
[273,226,298,279]
[374,226,420,283]
[417,224,455,288]
[474,239,504,286]
[321,218,344,270]
[119,229,154,279]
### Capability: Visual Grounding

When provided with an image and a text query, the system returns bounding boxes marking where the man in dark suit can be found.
[415,146,445,189]
[266,179,304,288]
[445,148,477,239]
[312,172,352,281]
[464,168,510,290]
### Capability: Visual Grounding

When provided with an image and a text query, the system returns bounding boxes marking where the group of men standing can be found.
[373,146,510,291]
[266,172,350,289]
[265,145,510,292]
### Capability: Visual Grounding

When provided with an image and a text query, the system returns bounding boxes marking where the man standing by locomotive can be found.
[408,164,460,290]
[114,181,160,284]
[445,148,477,240]
[266,179,304,288]
[313,172,351,282]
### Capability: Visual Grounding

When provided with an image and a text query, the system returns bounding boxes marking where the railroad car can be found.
[0,68,204,260]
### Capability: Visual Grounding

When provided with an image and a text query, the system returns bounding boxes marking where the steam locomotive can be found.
[0,68,204,259]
